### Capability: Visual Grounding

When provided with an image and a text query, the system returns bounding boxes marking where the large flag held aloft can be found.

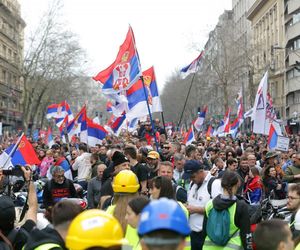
[126,66,162,120]
[93,26,141,95]
[252,72,268,135]
[180,51,204,78]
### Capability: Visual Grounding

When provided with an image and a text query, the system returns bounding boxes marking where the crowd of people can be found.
[1,120,300,249]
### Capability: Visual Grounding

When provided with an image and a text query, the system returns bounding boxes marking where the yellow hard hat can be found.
[112,170,140,193]
[66,209,126,250]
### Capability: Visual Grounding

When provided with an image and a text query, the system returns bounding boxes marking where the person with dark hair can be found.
[263,165,286,199]
[150,176,174,200]
[0,167,37,250]
[124,145,148,195]
[226,158,238,171]
[202,171,252,250]
[244,167,263,205]
[72,143,91,190]
[185,145,197,160]
[24,200,83,250]
[125,197,150,250]
[90,152,101,178]
[253,219,294,250]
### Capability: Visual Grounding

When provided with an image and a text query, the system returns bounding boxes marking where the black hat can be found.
[0,196,15,230]
[183,160,203,179]
[112,151,129,168]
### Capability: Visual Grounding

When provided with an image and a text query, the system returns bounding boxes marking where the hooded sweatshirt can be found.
[202,195,252,250]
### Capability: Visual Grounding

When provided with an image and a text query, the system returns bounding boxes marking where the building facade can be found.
[247,0,285,119]
[285,0,300,132]
[232,0,255,110]
[0,0,25,132]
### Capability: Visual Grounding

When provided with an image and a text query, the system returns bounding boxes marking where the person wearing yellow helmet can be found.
[106,170,139,223]
[66,209,127,250]
[104,170,140,250]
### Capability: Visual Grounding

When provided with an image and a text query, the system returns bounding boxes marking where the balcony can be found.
[287,49,300,67]
[288,0,300,15]
[286,22,300,42]
[286,76,300,95]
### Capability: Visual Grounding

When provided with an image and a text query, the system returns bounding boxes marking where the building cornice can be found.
[247,0,269,21]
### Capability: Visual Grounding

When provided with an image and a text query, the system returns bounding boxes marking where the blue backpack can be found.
[206,204,238,246]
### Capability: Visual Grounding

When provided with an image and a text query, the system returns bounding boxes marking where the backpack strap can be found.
[207,177,216,199]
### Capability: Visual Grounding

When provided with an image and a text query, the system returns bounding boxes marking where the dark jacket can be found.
[24,226,65,250]
[203,195,253,250]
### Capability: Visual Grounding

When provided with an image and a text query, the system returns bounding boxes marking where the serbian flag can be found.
[193,106,207,131]
[224,108,231,133]
[46,100,73,120]
[268,123,278,150]
[126,66,162,120]
[206,125,214,138]
[0,134,40,168]
[46,127,54,148]
[111,112,127,135]
[183,126,195,146]
[93,26,141,95]
[87,118,108,146]
[66,106,87,143]
[180,51,204,78]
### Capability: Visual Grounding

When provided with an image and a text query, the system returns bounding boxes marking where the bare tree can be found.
[21,0,86,133]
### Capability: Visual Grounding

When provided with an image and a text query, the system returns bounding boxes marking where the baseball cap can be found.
[147,151,160,160]
[183,160,203,179]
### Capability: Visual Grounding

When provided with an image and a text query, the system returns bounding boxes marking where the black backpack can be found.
[207,177,217,199]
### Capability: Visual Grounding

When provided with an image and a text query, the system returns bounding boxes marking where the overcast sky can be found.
[19,0,232,91]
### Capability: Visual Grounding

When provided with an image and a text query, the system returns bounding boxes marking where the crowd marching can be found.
[0,121,300,250]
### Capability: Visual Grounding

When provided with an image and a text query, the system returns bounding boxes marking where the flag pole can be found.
[177,72,196,130]
[141,76,159,151]
[160,112,168,140]
[1,132,24,169]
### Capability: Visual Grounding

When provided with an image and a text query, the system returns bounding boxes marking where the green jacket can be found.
[284,165,300,183]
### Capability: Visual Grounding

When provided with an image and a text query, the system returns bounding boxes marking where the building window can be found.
[292,11,300,25]
[294,39,300,50]
[2,70,6,82]
[2,45,6,58]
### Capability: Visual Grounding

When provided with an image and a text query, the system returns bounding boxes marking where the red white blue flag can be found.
[193,106,207,131]
[93,26,141,95]
[87,118,108,146]
[183,126,195,146]
[180,51,204,78]
[268,123,278,150]
[126,66,162,120]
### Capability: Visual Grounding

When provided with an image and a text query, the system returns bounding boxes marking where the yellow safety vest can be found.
[178,202,191,250]
[203,201,243,250]
[107,205,140,250]
[23,243,62,250]
[296,243,300,250]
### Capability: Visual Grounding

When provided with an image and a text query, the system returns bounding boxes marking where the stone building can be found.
[0,0,25,131]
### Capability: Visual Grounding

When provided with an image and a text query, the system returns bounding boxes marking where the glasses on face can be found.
[163,146,170,149]
[287,196,300,200]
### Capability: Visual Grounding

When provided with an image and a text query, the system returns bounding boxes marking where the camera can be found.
[2,165,24,177]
